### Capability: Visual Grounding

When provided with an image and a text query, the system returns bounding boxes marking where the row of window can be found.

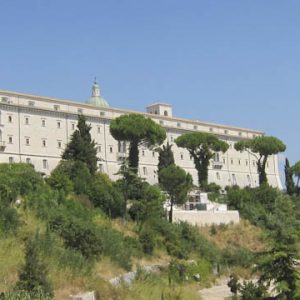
[215,172,254,186]
[8,157,49,169]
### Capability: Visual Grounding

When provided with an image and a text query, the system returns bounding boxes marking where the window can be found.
[180,153,184,160]
[8,136,13,144]
[164,110,168,116]
[253,160,256,167]
[9,157,14,163]
[71,123,75,130]
[57,121,61,129]
[214,153,220,162]
[216,172,221,180]
[194,125,198,130]
[154,110,158,114]
[42,119,46,127]
[223,158,226,164]
[42,139,47,147]
[100,111,105,116]
[42,159,48,169]
[143,167,148,176]
[54,105,60,111]
[231,159,234,165]
[142,150,145,156]
[28,101,35,106]
[57,141,62,148]
[152,151,155,157]
[97,145,101,152]
[99,163,104,172]
[159,120,164,125]
[25,117,29,125]
[25,138,30,146]
[239,132,242,136]
[118,141,126,153]
[177,122,181,127]
[109,146,113,153]
[224,129,228,134]
[246,160,248,166]
[238,159,241,165]
[209,128,213,132]
[8,115,12,123]
[247,175,251,186]
[97,126,101,133]
[170,136,174,142]
[190,155,193,160]
[232,174,237,185]
[26,158,31,164]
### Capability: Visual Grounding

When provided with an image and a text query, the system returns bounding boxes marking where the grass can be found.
[199,219,266,252]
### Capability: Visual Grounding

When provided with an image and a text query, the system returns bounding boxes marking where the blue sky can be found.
[0,1,299,176]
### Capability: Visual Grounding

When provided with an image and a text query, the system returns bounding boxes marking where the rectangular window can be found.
[159,120,164,125]
[100,111,105,116]
[142,150,145,156]
[109,146,113,153]
[180,153,184,160]
[97,145,101,152]
[42,159,48,169]
[152,151,155,157]
[246,160,248,166]
[42,139,47,147]
[57,121,61,129]
[25,138,30,146]
[28,101,35,106]
[26,158,31,164]
[42,119,46,127]
[209,128,213,132]
[143,167,148,176]
[25,117,29,125]
[8,136,13,144]
[9,157,14,163]
[57,141,62,148]
[97,126,101,133]
[54,105,60,111]
[8,115,12,123]
[177,122,181,127]
[224,129,228,134]
[231,159,234,165]
[71,123,75,130]
[99,163,104,172]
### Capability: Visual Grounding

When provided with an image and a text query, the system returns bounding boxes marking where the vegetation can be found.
[285,158,296,195]
[159,164,193,222]
[157,142,175,182]
[234,136,286,185]
[175,132,229,188]
[110,114,166,172]
[62,115,98,174]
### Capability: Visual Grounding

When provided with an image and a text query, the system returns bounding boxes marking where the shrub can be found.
[139,229,155,255]
[0,207,19,233]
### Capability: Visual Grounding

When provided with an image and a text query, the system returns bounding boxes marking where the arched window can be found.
[164,110,168,116]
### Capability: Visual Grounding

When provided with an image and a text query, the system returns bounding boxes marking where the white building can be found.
[0,82,282,189]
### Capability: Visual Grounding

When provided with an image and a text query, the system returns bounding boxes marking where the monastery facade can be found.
[0,82,282,189]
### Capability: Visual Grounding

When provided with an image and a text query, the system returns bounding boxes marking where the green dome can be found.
[86,80,109,108]
[87,95,109,107]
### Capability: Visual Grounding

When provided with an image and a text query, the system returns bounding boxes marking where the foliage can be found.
[235,136,286,185]
[110,114,166,172]
[62,115,98,174]
[291,161,300,194]
[139,228,155,255]
[157,142,174,182]
[0,207,19,234]
[159,164,193,222]
[238,281,268,300]
[285,158,296,195]
[16,239,53,298]
[175,132,228,188]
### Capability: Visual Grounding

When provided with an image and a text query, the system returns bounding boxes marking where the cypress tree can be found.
[16,239,53,298]
[62,115,98,174]
[157,142,175,182]
[285,158,295,195]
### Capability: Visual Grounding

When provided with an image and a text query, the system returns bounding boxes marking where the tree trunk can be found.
[169,198,173,223]
[129,140,139,174]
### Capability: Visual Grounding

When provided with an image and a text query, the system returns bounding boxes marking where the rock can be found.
[193,273,201,281]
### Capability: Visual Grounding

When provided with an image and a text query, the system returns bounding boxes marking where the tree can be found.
[62,115,98,174]
[285,158,296,195]
[235,136,286,185]
[110,114,166,173]
[16,239,53,298]
[159,164,193,222]
[157,142,175,182]
[291,161,300,194]
[175,132,229,188]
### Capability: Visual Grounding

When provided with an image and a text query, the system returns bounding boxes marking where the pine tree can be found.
[62,115,98,174]
[285,158,296,195]
[16,239,53,298]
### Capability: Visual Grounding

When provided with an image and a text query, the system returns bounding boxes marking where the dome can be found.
[86,80,109,108]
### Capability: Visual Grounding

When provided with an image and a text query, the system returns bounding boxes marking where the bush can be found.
[139,229,155,255]
[0,207,19,233]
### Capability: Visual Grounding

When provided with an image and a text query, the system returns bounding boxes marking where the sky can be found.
[0,0,299,179]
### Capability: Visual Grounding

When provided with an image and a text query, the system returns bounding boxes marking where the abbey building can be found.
[0,82,282,189]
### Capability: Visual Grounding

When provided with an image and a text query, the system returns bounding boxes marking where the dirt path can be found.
[198,278,232,300]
